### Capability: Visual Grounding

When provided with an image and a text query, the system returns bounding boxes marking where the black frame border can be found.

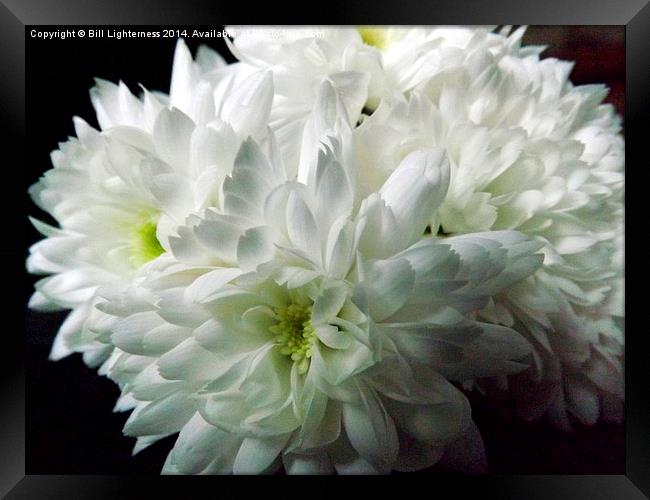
[3,0,646,497]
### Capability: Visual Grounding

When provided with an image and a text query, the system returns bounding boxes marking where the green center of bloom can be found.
[358,27,389,50]
[129,217,165,267]
[270,303,315,374]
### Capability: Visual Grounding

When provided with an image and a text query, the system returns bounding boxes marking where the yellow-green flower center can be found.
[358,27,389,50]
[270,303,315,374]
[129,216,164,267]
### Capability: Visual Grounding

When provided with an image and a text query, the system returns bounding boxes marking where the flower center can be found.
[270,303,315,374]
[129,215,164,267]
[358,27,390,50]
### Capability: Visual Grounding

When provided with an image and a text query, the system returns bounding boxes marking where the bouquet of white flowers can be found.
[27,26,624,474]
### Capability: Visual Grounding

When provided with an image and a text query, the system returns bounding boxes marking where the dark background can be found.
[25,25,624,474]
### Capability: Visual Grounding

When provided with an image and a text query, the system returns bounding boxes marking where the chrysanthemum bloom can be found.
[27,40,274,366]
[351,37,624,428]
[96,91,544,473]
[225,25,624,429]
[224,26,532,172]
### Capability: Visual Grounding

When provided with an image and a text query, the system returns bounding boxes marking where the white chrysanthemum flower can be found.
[351,33,624,428]
[27,40,274,366]
[223,25,623,428]
[223,26,535,173]
[96,87,544,474]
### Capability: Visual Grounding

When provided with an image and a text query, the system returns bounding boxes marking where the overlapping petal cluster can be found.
[28,42,272,365]
[226,25,624,427]
[27,26,624,474]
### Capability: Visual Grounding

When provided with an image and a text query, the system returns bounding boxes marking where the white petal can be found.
[312,338,374,386]
[285,191,321,265]
[444,231,544,297]
[169,39,197,113]
[111,311,163,355]
[298,80,353,185]
[158,338,224,381]
[382,388,471,445]
[221,71,273,139]
[36,270,101,308]
[196,44,226,72]
[237,226,276,272]
[312,141,354,233]
[311,285,348,325]
[358,258,415,322]
[232,434,290,474]
[445,322,531,380]
[90,79,143,130]
[328,70,370,124]
[123,392,195,436]
[324,216,355,279]
[28,290,65,312]
[185,268,242,304]
[342,383,399,472]
[168,412,239,474]
[354,194,400,259]
[379,148,450,249]
[49,305,91,360]
[153,107,195,169]
[193,215,246,265]
[315,324,352,350]
[224,138,285,221]
[133,434,169,456]
[283,451,334,474]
